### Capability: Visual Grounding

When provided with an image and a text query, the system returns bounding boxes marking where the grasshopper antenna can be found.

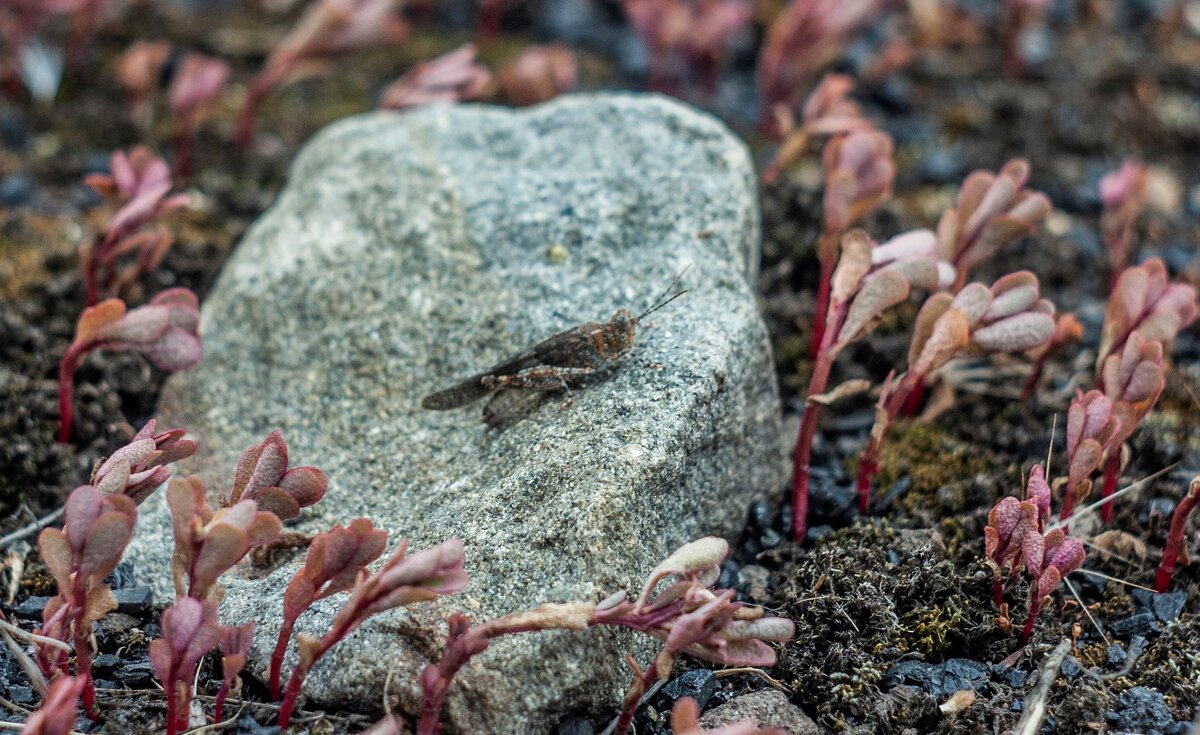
[636,266,691,322]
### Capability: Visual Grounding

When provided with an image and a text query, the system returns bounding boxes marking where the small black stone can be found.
[557,715,595,735]
[1060,656,1083,679]
[7,685,34,705]
[104,561,136,590]
[659,670,719,710]
[237,712,280,735]
[749,500,772,531]
[113,586,154,615]
[1113,687,1172,735]
[805,524,834,543]
[927,659,989,698]
[1108,611,1159,637]
[111,660,156,686]
[717,559,740,590]
[0,174,33,206]
[990,663,1027,688]
[92,653,121,672]
[1167,722,1192,735]
[1131,589,1188,623]
[12,596,50,619]
[759,528,784,550]
[1106,643,1128,667]
[881,660,933,690]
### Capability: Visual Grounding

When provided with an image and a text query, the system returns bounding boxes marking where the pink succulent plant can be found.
[756,0,883,135]
[936,159,1051,290]
[1155,475,1200,593]
[496,44,577,107]
[81,147,190,305]
[19,675,85,735]
[149,598,221,735]
[855,272,1056,512]
[278,538,468,727]
[269,517,388,698]
[36,486,138,714]
[761,73,873,184]
[1099,159,1148,281]
[809,129,896,357]
[623,0,751,98]
[167,52,230,177]
[57,289,201,443]
[91,418,196,504]
[1097,258,1197,372]
[228,430,329,521]
[378,44,493,111]
[235,0,409,147]
[115,40,170,126]
[166,475,283,602]
[415,538,793,735]
[213,621,255,724]
[791,228,951,540]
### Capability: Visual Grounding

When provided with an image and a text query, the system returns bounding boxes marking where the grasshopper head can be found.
[604,308,638,357]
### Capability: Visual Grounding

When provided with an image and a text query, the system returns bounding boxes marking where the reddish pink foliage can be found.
[269,518,388,698]
[496,45,577,107]
[167,52,230,176]
[791,229,951,540]
[214,621,255,724]
[756,0,883,133]
[1155,475,1200,593]
[1060,389,1121,521]
[57,289,202,443]
[236,0,408,146]
[166,475,283,602]
[278,538,468,727]
[81,147,189,304]
[1098,258,1197,372]
[115,41,170,123]
[821,129,895,237]
[936,159,1051,289]
[229,430,329,521]
[20,675,85,735]
[415,538,792,735]
[149,598,221,735]
[1016,528,1085,644]
[624,0,751,98]
[378,44,493,110]
[1099,159,1148,277]
[91,418,196,504]
[36,486,138,714]
[1021,312,1083,400]
[761,73,873,184]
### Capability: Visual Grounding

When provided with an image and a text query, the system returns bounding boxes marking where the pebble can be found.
[1130,589,1189,624]
[1060,656,1083,679]
[556,716,595,735]
[659,669,719,710]
[1109,611,1160,637]
[1106,643,1128,667]
[0,174,33,206]
[113,586,154,615]
[1108,686,1173,735]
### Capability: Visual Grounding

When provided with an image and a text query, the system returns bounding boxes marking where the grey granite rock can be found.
[127,93,781,734]
[699,689,820,735]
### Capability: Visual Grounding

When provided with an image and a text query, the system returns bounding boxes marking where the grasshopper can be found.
[421,275,688,423]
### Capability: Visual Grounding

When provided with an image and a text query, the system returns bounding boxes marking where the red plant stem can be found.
[57,345,86,444]
[1020,355,1048,401]
[791,299,845,542]
[278,606,362,727]
[1018,594,1040,646]
[1059,480,1080,529]
[268,614,299,699]
[1154,487,1198,593]
[809,254,835,359]
[614,666,658,735]
[899,377,926,417]
[69,583,97,719]
[173,125,194,182]
[214,680,231,725]
[856,371,921,514]
[1100,454,1120,524]
[234,80,269,151]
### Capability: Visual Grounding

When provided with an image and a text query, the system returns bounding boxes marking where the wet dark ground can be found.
[1,1,1199,733]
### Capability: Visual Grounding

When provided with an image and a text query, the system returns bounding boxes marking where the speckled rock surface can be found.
[125,93,781,734]
[699,690,820,735]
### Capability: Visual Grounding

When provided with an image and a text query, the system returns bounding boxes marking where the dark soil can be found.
[1,1,1198,733]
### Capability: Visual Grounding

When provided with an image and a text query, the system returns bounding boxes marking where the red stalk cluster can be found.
[854,272,1057,513]
[622,0,751,99]
[57,289,201,443]
[416,538,793,735]
[80,147,190,305]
